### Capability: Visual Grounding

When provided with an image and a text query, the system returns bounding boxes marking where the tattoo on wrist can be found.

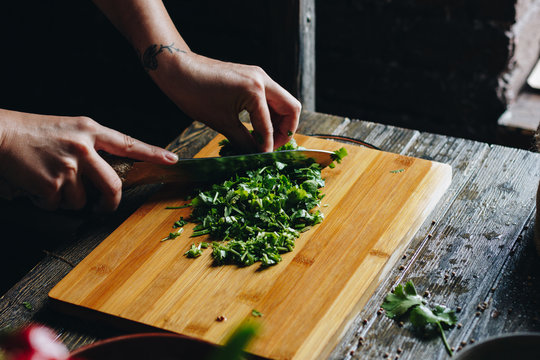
[140,43,185,71]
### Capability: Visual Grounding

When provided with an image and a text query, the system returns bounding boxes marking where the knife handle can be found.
[102,154,135,187]
[103,155,184,188]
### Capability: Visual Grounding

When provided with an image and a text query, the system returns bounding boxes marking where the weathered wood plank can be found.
[329,133,490,359]
[298,113,421,154]
[331,143,540,359]
[297,0,316,110]
[469,215,540,336]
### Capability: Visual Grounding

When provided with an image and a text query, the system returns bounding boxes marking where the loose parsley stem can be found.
[191,229,211,237]
[165,204,191,209]
[161,228,183,242]
[438,322,453,356]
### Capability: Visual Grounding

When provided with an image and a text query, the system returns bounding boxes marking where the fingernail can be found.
[165,152,178,163]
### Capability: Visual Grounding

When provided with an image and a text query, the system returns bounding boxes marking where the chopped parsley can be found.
[329,147,348,168]
[189,162,325,266]
[165,204,191,210]
[251,309,263,317]
[185,243,205,258]
[173,217,187,229]
[390,169,405,174]
[161,228,183,242]
[176,138,346,267]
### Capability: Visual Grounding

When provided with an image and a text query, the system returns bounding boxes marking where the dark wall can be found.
[316,0,540,143]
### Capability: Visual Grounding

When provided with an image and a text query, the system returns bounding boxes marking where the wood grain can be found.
[49,133,451,359]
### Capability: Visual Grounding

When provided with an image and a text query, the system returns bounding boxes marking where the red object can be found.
[2,325,71,360]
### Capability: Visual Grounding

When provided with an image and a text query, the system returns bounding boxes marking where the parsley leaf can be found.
[382,281,425,318]
[410,304,458,328]
[382,281,457,356]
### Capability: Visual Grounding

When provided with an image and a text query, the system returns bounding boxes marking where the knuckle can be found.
[44,177,63,195]
[74,116,97,132]
[68,141,92,159]
[98,176,122,212]
[292,99,302,115]
[106,175,123,197]
[246,79,264,95]
[56,156,79,178]
[150,145,160,157]
[122,134,136,151]
[243,67,265,93]
[249,65,266,77]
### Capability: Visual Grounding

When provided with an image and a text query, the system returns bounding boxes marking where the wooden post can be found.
[270,0,316,111]
[298,0,316,111]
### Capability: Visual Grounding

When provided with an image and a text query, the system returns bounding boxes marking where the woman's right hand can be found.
[0,109,178,211]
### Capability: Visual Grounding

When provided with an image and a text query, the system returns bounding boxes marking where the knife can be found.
[108,149,335,188]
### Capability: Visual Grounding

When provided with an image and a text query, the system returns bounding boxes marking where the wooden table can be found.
[1,110,539,359]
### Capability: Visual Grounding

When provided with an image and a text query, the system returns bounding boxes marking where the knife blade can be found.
[110,149,335,188]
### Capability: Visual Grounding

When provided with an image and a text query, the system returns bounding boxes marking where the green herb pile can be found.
[382,280,458,356]
[169,138,346,267]
[190,160,326,266]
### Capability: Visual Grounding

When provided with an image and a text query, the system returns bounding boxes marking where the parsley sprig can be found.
[382,281,457,356]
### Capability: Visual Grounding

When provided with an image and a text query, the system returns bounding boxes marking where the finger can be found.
[59,174,87,210]
[83,151,123,212]
[245,94,274,152]
[94,127,178,165]
[219,119,258,154]
[264,78,301,148]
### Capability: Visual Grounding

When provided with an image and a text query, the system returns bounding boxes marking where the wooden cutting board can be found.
[49,134,451,359]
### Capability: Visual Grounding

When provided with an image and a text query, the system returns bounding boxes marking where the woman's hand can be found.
[0,110,178,211]
[151,52,302,153]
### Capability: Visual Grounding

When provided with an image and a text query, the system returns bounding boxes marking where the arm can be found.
[92,0,301,153]
[0,109,178,211]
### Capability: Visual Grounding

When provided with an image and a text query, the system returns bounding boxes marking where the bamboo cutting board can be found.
[50,134,451,359]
